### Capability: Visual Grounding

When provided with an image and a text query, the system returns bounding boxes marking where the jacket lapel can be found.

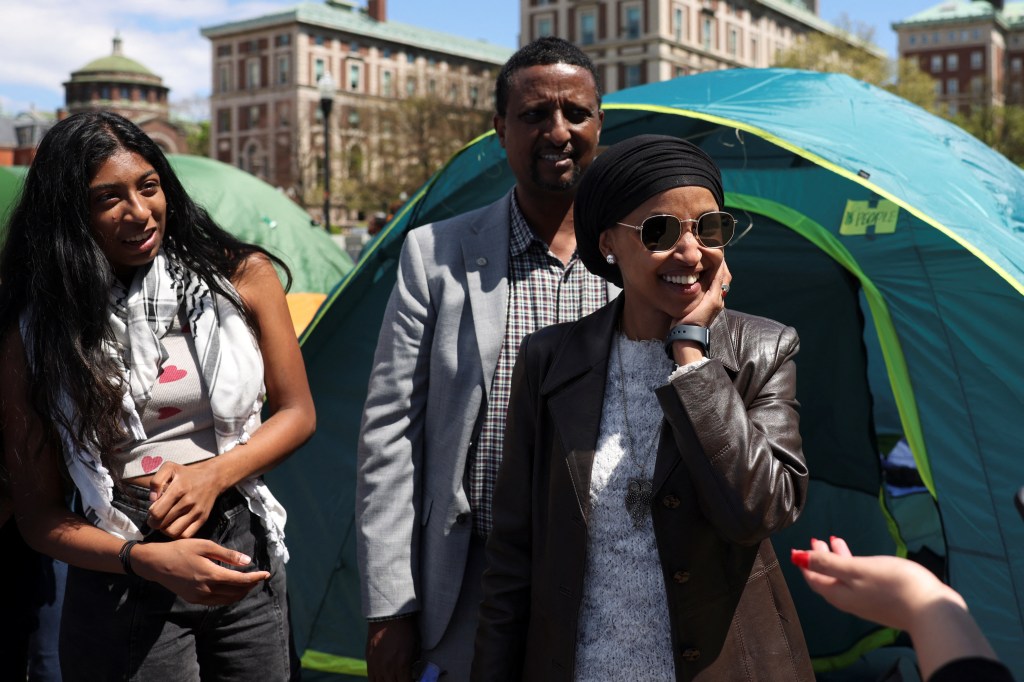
[543,298,622,521]
[461,191,513,390]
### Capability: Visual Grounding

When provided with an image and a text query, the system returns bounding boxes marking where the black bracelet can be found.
[664,324,709,358]
[118,539,139,577]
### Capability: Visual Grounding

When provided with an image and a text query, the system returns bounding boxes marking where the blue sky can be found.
[0,0,934,118]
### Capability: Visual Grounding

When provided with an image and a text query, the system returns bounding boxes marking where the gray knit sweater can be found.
[574,336,705,680]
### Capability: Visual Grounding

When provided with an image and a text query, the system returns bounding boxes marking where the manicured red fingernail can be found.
[829,536,838,544]
[791,549,810,569]
[810,537,820,545]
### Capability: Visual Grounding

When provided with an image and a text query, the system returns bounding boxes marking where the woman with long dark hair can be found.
[0,111,315,680]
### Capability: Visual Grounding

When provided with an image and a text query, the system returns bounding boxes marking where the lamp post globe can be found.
[318,72,336,232]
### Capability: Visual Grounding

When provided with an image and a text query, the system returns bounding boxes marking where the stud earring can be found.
[605,253,617,265]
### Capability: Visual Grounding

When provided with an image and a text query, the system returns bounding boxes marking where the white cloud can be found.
[0,0,297,116]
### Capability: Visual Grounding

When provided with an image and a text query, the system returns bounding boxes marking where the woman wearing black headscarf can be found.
[473,135,814,681]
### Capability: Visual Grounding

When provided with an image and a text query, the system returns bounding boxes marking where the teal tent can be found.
[274,68,1024,678]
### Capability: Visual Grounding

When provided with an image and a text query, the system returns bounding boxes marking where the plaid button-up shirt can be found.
[469,193,608,536]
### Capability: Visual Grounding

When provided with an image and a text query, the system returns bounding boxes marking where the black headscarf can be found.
[574,134,724,287]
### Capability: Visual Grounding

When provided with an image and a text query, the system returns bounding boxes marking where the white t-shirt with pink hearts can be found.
[110,307,259,481]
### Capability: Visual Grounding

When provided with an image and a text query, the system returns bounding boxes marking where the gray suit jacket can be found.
[355,191,515,648]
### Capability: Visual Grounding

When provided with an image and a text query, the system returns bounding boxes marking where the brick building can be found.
[521,0,869,93]
[201,0,511,221]
[64,35,189,153]
[893,0,1024,115]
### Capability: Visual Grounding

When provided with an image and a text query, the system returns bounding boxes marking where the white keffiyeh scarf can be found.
[23,251,289,561]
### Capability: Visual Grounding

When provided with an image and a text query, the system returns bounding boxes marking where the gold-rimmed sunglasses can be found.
[616,211,736,250]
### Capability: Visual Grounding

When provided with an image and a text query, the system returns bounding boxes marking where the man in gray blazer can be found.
[356,37,609,681]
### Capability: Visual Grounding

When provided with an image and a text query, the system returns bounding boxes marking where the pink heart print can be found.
[141,456,163,474]
[159,365,187,383]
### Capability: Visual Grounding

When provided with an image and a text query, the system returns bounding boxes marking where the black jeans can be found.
[59,485,290,681]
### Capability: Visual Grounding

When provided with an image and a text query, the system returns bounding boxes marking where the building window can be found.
[349,63,361,91]
[217,44,232,57]
[1013,57,1023,73]
[909,34,916,46]
[275,33,291,47]
[948,31,957,42]
[931,55,942,72]
[217,108,231,133]
[277,55,290,85]
[218,63,231,92]
[702,17,713,51]
[382,70,393,96]
[971,51,983,69]
[750,37,758,63]
[383,47,392,58]
[625,63,643,88]
[315,35,325,46]
[247,58,260,89]
[249,105,260,128]
[946,78,958,95]
[728,28,738,56]
[315,58,325,82]
[428,78,436,95]
[921,33,928,45]
[470,85,479,107]
[961,30,969,41]
[972,29,980,40]
[535,15,554,38]
[407,77,416,96]
[580,11,597,45]
[406,52,415,64]
[623,3,642,40]
[971,76,984,95]
[674,7,684,43]
[932,32,940,43]
[101,85,110,100]
[933,80,942,96]
[350,41,359,53]
[947,54,958,70]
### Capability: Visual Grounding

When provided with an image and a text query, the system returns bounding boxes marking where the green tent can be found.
[1,155,352,332]
[272,68,1024,679]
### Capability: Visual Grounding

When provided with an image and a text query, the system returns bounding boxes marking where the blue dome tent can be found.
[276,69,1024,678]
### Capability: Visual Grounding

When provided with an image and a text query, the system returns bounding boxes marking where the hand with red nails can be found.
[791,537,1008,681]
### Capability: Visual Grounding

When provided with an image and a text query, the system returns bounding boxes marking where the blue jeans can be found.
[59,485,291,681]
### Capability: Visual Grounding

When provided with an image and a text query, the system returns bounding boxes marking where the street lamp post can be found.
[318,72,336,233]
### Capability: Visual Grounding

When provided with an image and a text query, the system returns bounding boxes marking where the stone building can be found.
[63,35,189,153]
[893,0,1024,115]
[520,0,862,92]
[201,0,511,222]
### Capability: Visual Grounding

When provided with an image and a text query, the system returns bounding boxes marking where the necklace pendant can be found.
[624,477,653,528]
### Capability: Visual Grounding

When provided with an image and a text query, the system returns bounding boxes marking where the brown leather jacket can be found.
[473,296,814,681]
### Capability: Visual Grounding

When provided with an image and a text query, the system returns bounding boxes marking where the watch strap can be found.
[664,324,709,358]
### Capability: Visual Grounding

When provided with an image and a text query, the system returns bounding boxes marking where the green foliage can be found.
[185,120,211,157]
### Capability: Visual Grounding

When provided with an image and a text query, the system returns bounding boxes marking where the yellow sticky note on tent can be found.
[840,199,899,236]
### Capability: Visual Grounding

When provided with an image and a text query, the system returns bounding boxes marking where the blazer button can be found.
[476,257,488,267]
[672,570,690,584]
[681,648,701,662]
[662,494,681,509]
[455,513,470,525]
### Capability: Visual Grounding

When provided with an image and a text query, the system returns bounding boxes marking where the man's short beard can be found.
[531,161,582,192]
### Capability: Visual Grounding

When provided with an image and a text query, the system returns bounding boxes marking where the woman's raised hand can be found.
[675,260,731,329]
[132,538,269,605]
